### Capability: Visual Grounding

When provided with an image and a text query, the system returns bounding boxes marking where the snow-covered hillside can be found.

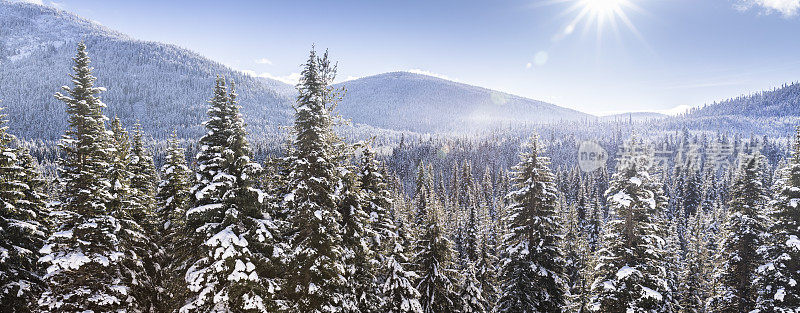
[0,0,295,140]
[335,72,594,133]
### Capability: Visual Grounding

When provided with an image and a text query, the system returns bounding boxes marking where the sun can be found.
[560,0,643,42]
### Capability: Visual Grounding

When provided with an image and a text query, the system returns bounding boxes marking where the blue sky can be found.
[26,0,800,115]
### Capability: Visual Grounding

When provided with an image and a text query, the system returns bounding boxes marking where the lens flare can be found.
[558,0,645,43]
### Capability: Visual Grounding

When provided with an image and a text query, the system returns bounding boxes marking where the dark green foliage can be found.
[0,110,49,312]
[589,139,670,313]
[756,128,800,313]
[497,135,567,313]
[709,153,769,313]
[281,48,350,313]
[39,42,135,312]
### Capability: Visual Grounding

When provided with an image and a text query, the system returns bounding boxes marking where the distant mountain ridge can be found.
[334,72,593,133]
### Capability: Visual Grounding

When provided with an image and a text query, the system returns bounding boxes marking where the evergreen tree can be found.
[756,127,800,313]
[497,135,567,313]
[588,139,670,313]
[39,42,135,311]
[382,217,422,313]
[0,110,48,312]
[339,164,380,313]
[129,123,158,221]
[154,132,192,313]
[360,145,397,257]
[562,202,591,313]
[414,199,459,313]
[677,211,712,313]
[128,123,160,311]
[460,264,489,313]
[281,49,350,313]
[413,162,434,231]
[709,153,769,313]
[475,232,499,310]
[108,116,155,312]
[463,198,480,264]
[181,79,280,312]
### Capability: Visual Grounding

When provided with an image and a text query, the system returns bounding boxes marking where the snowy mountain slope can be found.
[0,1,295,140]
[601,112,668,122]
[334,72,594,133]
[656,82,800,136]
[686,82,800,118]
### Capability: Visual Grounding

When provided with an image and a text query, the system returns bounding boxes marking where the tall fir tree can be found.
[129,123,158,223]
[339,163,380,313]
[39,42,136,311]
[756,127,800,313]
[182,79,281,312]
[588,139,671,313]
[414,198,459,313]
[0,109,49,312]
[497,135,567,313]
[281,48,351,313]
[460,263,489,313]
[382,216,422,313]
[107,116,154,312]
[359,145,399,310]
[475,232,499,310]
[709,153,770,313]
[154,132,192,313]
[562,202,591,313]
[128,123,160,311]
[677,211,712,313]
[359,145,397,258]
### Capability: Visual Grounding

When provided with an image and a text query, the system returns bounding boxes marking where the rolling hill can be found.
[334,72,593,133]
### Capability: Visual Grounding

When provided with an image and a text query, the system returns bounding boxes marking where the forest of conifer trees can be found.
[1,42,800,313]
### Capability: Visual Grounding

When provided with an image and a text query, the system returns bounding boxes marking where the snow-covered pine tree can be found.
[360,145,397,258]
[181,79,280,312]
[359,145,399,310]
[480,165,497,226]
[39,42,134,311]
[413,162,434,231]
[588,138,670,313]
[562,202,591,313]
[463,197,480,265]
[497,135,567,313]
[663,217,682,313]
[381,202,422,313]
[281,48,350,313]
[127,123,161,311]
[475,232,499,310]
[756,127,800,312]
[708,153,769,313]
[677,210,712,313]
[682,159,702,217]
[338,162,380,313]
[107,116,154,312]
[460,263,489,313]
[107,116,133,215]
[0,109,48,312]
[382,229,423,313]
[414,198,459,313]
[129,123,158,223]
[154,132,192,313]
